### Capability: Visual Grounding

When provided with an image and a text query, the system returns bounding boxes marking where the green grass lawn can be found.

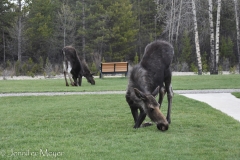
[0,74,240,159]
[0,74,240,93]
[232,92,240,98]
[0,94,240,160]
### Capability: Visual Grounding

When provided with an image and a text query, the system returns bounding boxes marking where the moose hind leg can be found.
[63,61,69,86]
[158,86,166,109]
[66,62,75,86]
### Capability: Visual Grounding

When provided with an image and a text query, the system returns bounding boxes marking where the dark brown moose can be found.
[62,46,95,86]
[126,40,174,131]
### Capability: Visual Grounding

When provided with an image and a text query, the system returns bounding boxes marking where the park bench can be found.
[99,62,128,78]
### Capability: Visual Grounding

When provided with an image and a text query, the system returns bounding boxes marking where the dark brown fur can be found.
[126,40,174,131]
[62,46,95,86]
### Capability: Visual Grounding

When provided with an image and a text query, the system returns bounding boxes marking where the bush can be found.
[90,63,98,75]
[44,57,54,78]
[15,61,21,76]
[134,53,139,65]
[190,63,198,73]
[230,66,236,74]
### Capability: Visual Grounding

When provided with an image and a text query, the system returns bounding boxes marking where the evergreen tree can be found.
[107,0,138,61]
[180,31,192,66]
[0,0,14,63]
[25,0,54,61]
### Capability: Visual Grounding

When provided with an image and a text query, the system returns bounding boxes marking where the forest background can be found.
[0,0,240,76]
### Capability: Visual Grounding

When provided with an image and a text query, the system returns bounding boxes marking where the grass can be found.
[0,74,240,93]
[0,94,240,159]
[232,92,240,98]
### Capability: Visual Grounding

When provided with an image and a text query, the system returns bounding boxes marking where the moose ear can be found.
[152,86,159,97]
[134,88,147,101]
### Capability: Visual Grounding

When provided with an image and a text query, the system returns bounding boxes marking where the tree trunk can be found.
[82,0,86,60]
[17,0,22,62]
[175,0,183,44]
[208,0,215,74]
[169,0,174,42]
[192,0,202,75]
[215,0,222,74]
[3,31,6,65]
[234,0,240,74]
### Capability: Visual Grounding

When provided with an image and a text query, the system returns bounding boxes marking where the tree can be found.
[215,0,222,74]
[25,0,54,60]
[208,0,215,74]
[192,0,202,75]
[57,3,76,47]
[107,0,138,61]
[0,0,14,64]
[208,0,222,74]
[180,31,192,66]
[233,0,240,73]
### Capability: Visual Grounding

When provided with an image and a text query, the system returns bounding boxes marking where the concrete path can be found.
[181,93,240,122]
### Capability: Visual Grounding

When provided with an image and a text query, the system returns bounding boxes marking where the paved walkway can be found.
[180,93,240,122]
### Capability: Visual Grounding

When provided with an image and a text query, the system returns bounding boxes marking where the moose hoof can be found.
[141,122,153,127]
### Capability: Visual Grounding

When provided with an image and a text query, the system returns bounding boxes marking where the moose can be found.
[62,46,95,86]
[126,40,174,131]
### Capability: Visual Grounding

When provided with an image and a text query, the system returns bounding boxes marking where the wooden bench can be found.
[100,62,128,78]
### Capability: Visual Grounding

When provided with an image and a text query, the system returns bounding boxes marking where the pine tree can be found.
[25,0,54,60]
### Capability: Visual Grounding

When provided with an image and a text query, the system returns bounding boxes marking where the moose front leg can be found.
[130,107,138,124]
[165,83,173,124]
[133,108,147,128]
[78,75,82,86]
[63,71,69,86]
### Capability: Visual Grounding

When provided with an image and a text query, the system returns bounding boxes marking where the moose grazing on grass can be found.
[126,40,174,131]
[62,46,95,86]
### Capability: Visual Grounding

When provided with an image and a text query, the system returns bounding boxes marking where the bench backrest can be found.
[101,62,128,72]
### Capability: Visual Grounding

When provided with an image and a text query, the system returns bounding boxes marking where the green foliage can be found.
[230,66,236,74]
[107,0,138,61]
[190,63,198,73]
[180,31,192,65]
[220,36,236,68]
[77,0,138,62]
[6,60,12,69]
[90,62,98,75]
[134,52,139,65]
[220,37,234,58]
[44,57,54,77]
[218,65,223,75]
[38,56,44,74]
[26,0,54,60]
[202,52,209,74]
[14,61,21,76]
[102,57,106,63]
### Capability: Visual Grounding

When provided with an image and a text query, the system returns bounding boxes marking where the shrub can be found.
[134,53,139,65]
[44,57,54,78]
[190,63,198,73]
[90,63,98,75]
[15,61,21,76]
[230,66,236,74]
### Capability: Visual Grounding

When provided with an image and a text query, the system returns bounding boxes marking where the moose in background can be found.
[62,46,95,86]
